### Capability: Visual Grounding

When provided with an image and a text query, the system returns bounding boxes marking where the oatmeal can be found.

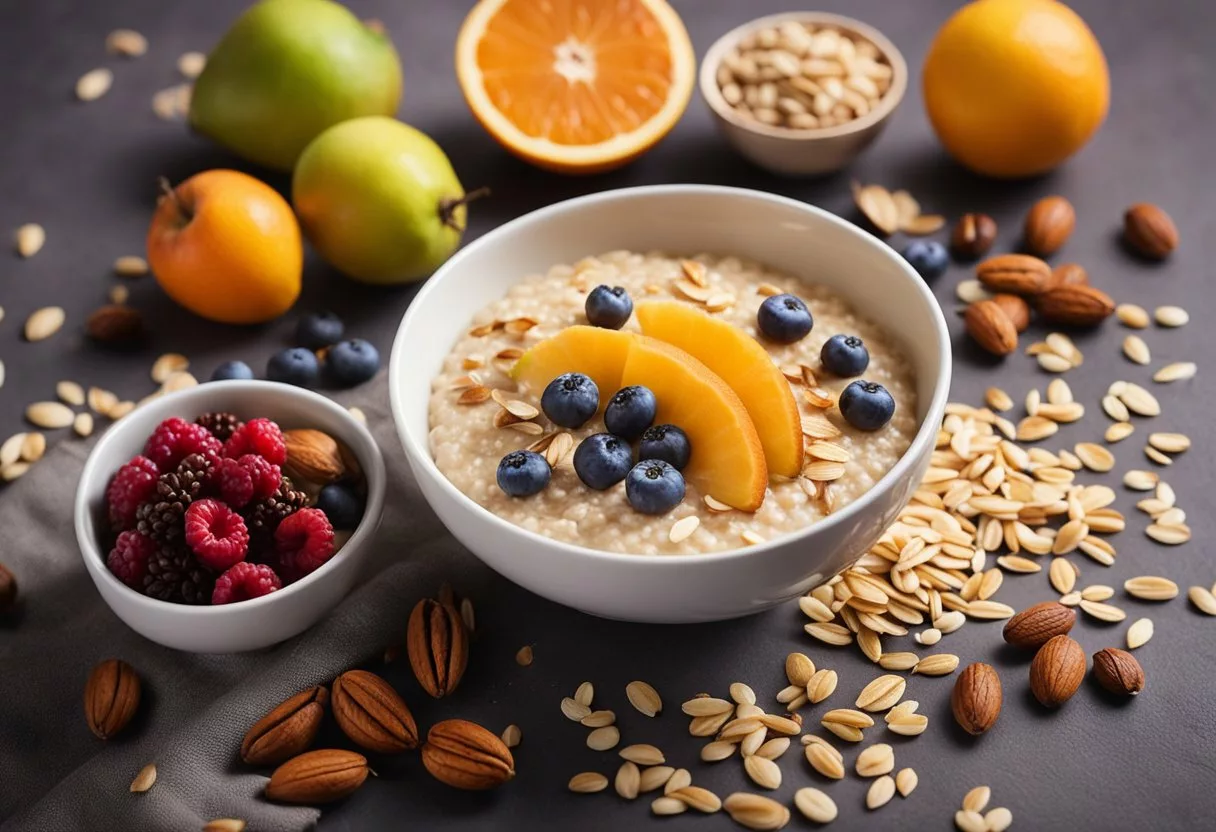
[428,250,918,555]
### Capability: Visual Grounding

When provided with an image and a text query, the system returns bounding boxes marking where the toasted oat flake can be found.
[1116,303,1149,328]
[794,787,837,823]
[743,755,782,790]
[895,767,918,797]
[913,654,960,676]
[984,387,1013,412]
[1049,559,1077,595]
[722,792,790,830]
[76,68,113,101]
[669,515,700,543]
[1119,383,1161,417]
[1079,599,1126,622]
[1154,305,1188,327]
[1037,353,1073,373]
[854,183,900,235]
[1126,618,1154,650]
[855,675,906,712]
[805,622,853,646]
[1144,446,1173,466]
[561,697,591,722]
[568,772,609,793]
[1124,576,1178,601]
[740,530,765,546]
[1148,432,1190,454]
[1,462,31,482]
[703,494,733,512]
[19,432,46,463]
[0,434,25,468]
[587,725,620,751]
[619,744,665,766]
[1146,523,1190,545]
[1016,416,1058,442]
[866,775,896,810]
[803,460,846,481]
[24,307,65,341]
[25,402,74,429]
[997,555,1041,573]
[956,810,987,832]
[1154,362,1196,383]
[1074,443,1115,472]
[1105,422,1134,443]
[1122,335,1151,365]
[626,680,662,717]
[1188,586,1216,616]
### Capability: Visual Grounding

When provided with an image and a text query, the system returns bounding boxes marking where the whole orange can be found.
[147,170,302,324]
[923,0,1109,178]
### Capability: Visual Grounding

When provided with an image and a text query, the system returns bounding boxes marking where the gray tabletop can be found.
[3,1,1214,830]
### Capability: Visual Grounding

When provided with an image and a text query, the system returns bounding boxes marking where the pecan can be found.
[84,658,141,740]
[407,596,469,698]
[421,719,515,790]
[331,670,418,753]
[240,685,329,766]
[265,749,369,804]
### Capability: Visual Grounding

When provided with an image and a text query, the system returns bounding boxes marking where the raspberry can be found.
[106,456,159,531]
[106,530,156,588]
[144,417,222,471]
[211,561,282,604]
[184,499,249,571]
[275,508,335,580]
[213,458,255,507]
[240,454,282,500]
[224,418,286,465]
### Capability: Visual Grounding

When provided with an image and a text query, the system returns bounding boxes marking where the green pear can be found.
[292,117,478,285]
[189,0,403,171]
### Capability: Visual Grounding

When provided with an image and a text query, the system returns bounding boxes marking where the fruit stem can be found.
[157,176,193,226]
[438,186,490,232]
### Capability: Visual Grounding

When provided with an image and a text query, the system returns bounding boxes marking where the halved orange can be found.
[455,0,696,174]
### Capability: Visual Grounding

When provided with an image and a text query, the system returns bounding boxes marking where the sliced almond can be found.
[129,763,157,793]
[15,223,46,258]
[25,401,74,429]
[1126,617,1154,649]
[1154,362,1196,383]
[76,68,114,101]
[1154,305,1188,327]
[106,29,148,57]
[854,183,899,235]
[1122,335,1151,365]
[1105,422,1134,443]
[24,307,65,341]
[150,353,189,383]
[1188,586,1216,616]
[1148,432,1190,454]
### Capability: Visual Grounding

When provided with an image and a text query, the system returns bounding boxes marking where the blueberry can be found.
[541,372,599,429]
[902,241,949,280]
[572,433,633,490]
[585,285,633,329]
[326,339,380,387]
[625,460,686,515]
[296,311,345,349]
[638,424,691,470]
[820,334,870,377]
[839,380,896,431]
[758,294,813,343]
[316,483,365,529]
[267,348,320,387]
[604,385,657,440]
[210,360,255,382]
[496,450,551,497]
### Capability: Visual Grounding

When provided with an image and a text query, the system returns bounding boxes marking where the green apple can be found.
[293,116,475,285]
[189,0,403,171]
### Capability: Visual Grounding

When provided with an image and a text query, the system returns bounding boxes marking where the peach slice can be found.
[636,301,804,477]
[622,335,767,512]
[509,324,633,408]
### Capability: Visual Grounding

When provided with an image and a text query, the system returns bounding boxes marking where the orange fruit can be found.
[510,325,634,408]
[455,0,695,174]
[636,301,803,477]
[147,170,302,324]
[622,336,767,512]
[923,0,1109,178]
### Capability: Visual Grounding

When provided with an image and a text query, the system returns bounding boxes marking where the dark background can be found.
[2,0,1214,830]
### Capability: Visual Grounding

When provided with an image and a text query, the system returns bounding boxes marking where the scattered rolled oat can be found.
[76,68,114,101]
[106,29,148,57]
[1154,305,1188,327]
[14,223,45,258]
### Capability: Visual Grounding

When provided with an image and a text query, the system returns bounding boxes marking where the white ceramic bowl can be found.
[74,381,386,652]
[389,186,950,623]
[700,12,908,176]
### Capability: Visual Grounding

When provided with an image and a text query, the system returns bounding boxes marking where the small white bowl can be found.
[74,381,386,653]
[389,186,950,623]
[700,12,908,176]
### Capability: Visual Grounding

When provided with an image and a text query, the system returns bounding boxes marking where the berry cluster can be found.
[211,311,381,390]
[103,413,338,606]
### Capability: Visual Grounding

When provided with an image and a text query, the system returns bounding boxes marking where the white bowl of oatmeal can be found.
[388,186,950,622]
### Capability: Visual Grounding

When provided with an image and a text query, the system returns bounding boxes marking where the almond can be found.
[1091,647,1144,696]
[1023,196,1075,256]
[950,213,997,259]
[1123,203,1178,259]
[407,595,469,698]
[421,719,516,790]
[1036,284,1115,326]
[951,663,1002,735]
[964,300,1018,356]
[240,686,329,766]
[1050,263,1089,289]
[86,305,145,345]
[1003,601,1076,649]
[282,429,347,486]
[331,670,418,753]
[84,659,141,740]
[976,254,1051,295]
[990,293,1030,333]
[1029,635,1086,708]
[265,749,369,804]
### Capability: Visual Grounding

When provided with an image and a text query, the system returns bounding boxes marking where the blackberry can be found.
[195,411,243,443]
[142,542,214,604]
[245,476,310,555]
[134,454,213,544]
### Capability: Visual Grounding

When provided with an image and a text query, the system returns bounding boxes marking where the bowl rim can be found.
[73,380,388,616]
[389,184,952,567]
[698,11,909,141]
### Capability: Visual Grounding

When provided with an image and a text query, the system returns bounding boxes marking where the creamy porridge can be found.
[428,250,918,555]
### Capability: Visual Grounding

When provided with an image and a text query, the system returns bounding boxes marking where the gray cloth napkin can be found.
[0,376,469,832]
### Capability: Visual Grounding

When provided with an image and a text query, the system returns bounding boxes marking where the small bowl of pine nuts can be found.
[700,12,907,176]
